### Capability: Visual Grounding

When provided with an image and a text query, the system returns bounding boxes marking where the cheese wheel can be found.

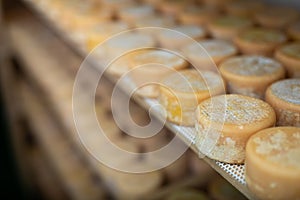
[166,189,209,200]
[202,0,235,8]
[224,0,264,17]
[208,16,253,41]
[234,28,287,56]
[134,15,175,29]
[159,69,225,126]
[86,21,129,51]
[157,25,207,50]
[245,127,300,200]
[287,21,300,41]
[108,49,188,97]
[195,94,276,163]
[219,55,285,99]
[254,6,299,29]
[118,5,155,27]
[275,42,300,78]
[265,79,300,127]
[158,0,188,16]
[178,5,219,26]
[182,39,237,70]
[92,32,156,65]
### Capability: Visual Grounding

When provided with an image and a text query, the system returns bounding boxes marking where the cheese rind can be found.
[275,42,300,78]
[159,69,225,126]
[219,55,285,99]
[234,28,287,56]
[245,127,300,200]
[195,94,276,163]
[265,79,300,127]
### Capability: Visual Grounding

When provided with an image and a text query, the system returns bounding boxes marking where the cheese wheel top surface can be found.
[120,5,155,18]
[226,0,264,12]
[89,21,129,34]
[182,39,237,58]
[183,5,217,15]
[220,55,283,76]
[135,16,175,27]
[129,49,187,69]
[238,28,286,44]
[105,32,155,49]
[248,127,300,170]
[268,79,300,105]
[197,94,274,126]
[278,42,300,60]
[162,69,224,93]
[160,25,206,39]
[212,15,252,28]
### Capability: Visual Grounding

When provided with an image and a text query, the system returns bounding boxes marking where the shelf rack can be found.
[12,0,259,199]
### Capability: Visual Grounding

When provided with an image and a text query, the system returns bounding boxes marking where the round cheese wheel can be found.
[287,21,300,41]
[234,28,287,56]
[219,55,285,99]
[158,0,187,16]
[265,79,300,127]
[108,49,188,97]
[245,127,300,200]
[159,69,225,126]
[118,5,155,27]
[178,5,219,26]
[208,15,253,41]
[225,0,264,17]
[86,21,129,51]
[275,42,300,78]
[195,94,276,163]
[182,39,237,70]
[157,25,207,50]
[254,6,299,29]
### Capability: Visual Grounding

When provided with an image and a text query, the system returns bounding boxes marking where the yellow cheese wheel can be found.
[219,55,285,99]
[157,25,207,50]
[182,39,237,70]
[265,79,300,127]
[275,42,300,78]
[254,6,299,29]
[86,21,129,51]
[195,94,276,163]
[159,69,225,126]
[108,49,188,97]
[225,0,264,17]
[208,15,253,41]
[234,28,287,56]
[245,127,300,200]
[178,5,219,26]
[118,5,155,27]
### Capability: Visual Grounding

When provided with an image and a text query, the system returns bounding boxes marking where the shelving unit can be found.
[2,0,268,199]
